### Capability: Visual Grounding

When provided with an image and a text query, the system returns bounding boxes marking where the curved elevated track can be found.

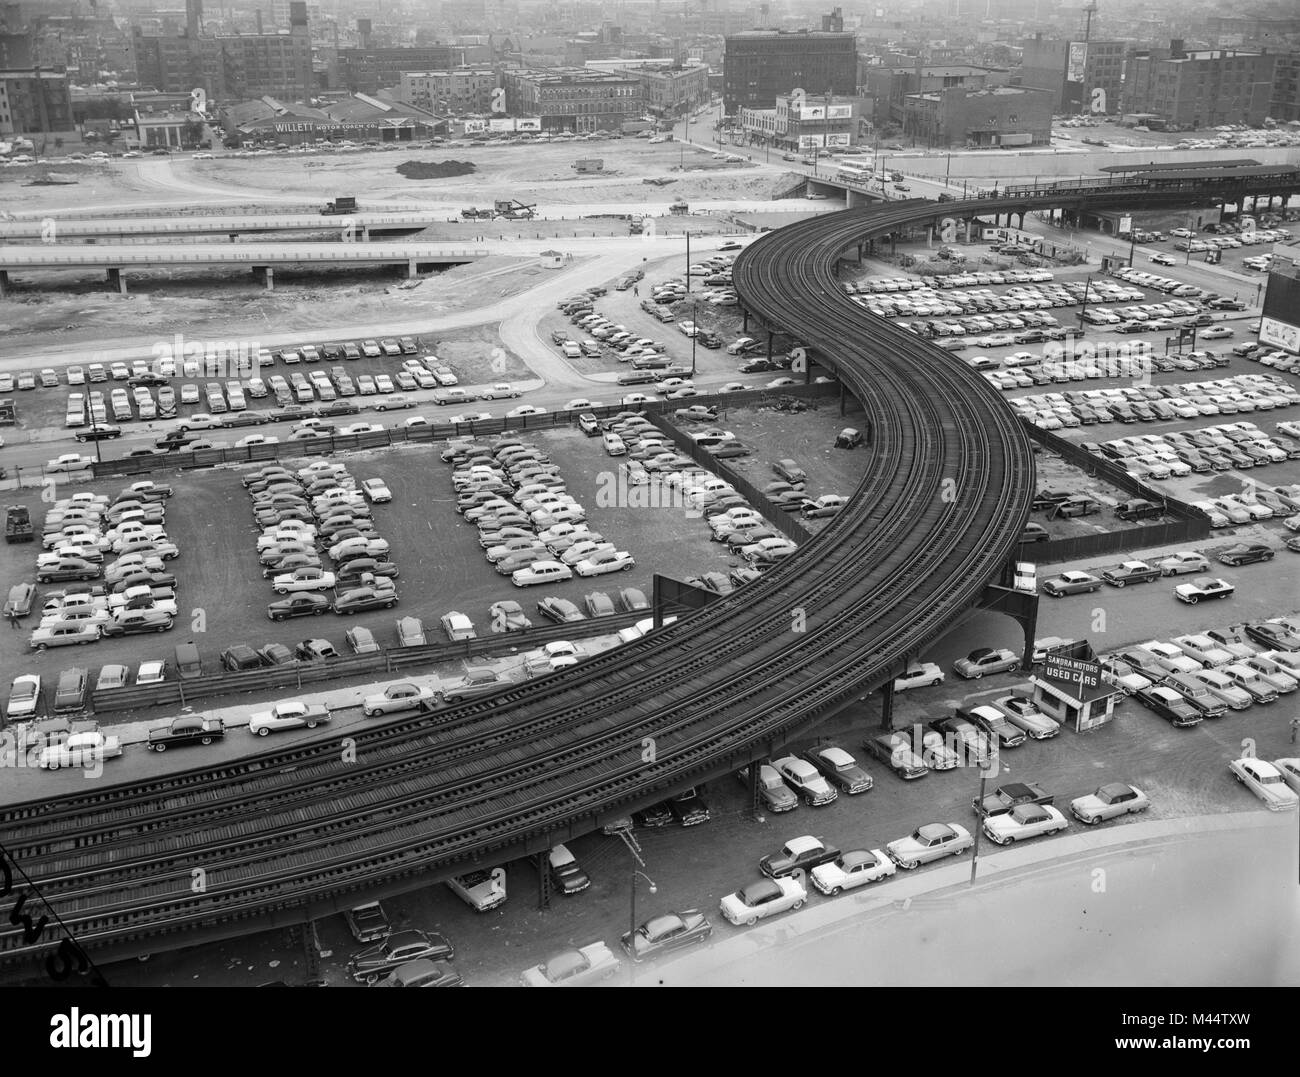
[0,196,1051,976]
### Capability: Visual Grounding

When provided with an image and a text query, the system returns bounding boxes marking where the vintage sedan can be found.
[1187,669,1253,710]
[1228,758,1300,811]
[573,549,635,577]
[146,716,224,751]
[964,704,1028,749]
[1174,577,1235,604]
[1217,543,1274,566]
[953,647,1019,679]
[1157,551,1210,576]
[1134,684,1204,727]
[803,744,873,794]
[1042,570,1103,597]
[759,835,841,879]
[982,803,1070,845]
[488,600,532,632]
[1069,783,1150,824]
[993,695,1059,739]
[772,756,838,806]
[439,611,475,641]
[885,822,973,869]
[810,849,897,896]
[248,700,331,735]
[737,764,799,813]
[348,929,454,984]
[620,910,712,962]
[893,662,944,691]
[863,731,928,779]
[362,682,435,717]
[1274,758,1300,795]
[267,593,329,621]
[520,942,619,987]
[439,666,503,703]
[718,876,807,926]
[271,567,336,594]
[372,959,463,988]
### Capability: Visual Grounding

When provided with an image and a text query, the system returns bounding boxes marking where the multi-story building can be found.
[503,69,641,133]
[0,66,74,135]
[1019,35,1125,115]
[1126,45,1278,129]
[723,23,857,114]
[902,85,1054,148]
[133,0,312,104]
[1270,52,1300,124]
[861,63,1009,129]
[331,45,469,95]
[398,68,497,115]
[585,58,710,117]
[740,92,863,151]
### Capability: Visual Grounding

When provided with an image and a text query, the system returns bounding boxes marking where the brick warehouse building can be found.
[1126,45,1278,129]
[902,85,1054,148]
[723,26,857,114]
[503,69,641,133]
[1019,35,1126,115]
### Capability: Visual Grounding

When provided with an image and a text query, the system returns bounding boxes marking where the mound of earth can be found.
[396,159,477,180]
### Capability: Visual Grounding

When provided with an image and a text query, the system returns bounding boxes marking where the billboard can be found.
[825,132,850,147]
[797,134,825,149]
[1261,268,1300,354]
[488,118,515,132]
[1039,652,1109,703]
[798,105,826,120]
[515,117,541,132]
[1067,42,1088,83]
[827,104,853,119]
[462,119,486,134]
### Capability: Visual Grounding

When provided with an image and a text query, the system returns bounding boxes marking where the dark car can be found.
[147,716,224,751]
[268,593,329,621]
[75,425,123,442]
[973,781,1053,818]
[669,788,710,826]
[1101,560,1161,587]
[333,586,397,615]
[547,845,591,895]
[633,803,674,828]
[220,644,262,671]
[758,835,841,879]
[803,744,873,794]
[1217,543,1274,567]
[221,411,273,428]
[438,666,503,704]
[347,929,454,985]
[127,373,168,388]
[620,910,712,962]
[1243,622,1300,650]
[1134,685,1204,727]
[256,643,297,667]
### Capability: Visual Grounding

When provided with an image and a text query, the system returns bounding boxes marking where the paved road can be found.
[652,813,1300,986]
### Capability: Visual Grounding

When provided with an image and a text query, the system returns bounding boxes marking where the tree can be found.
[182,118,207,148]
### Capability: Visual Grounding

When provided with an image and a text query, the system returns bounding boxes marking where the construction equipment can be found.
[494,198,537,220]
[461,207,494,220]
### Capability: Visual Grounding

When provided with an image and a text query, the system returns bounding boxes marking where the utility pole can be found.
[691,299,699,377]
[685,230,691,293]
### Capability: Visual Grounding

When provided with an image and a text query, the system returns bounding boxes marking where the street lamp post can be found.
[629,869,657,946]
[1077,273,1094,330]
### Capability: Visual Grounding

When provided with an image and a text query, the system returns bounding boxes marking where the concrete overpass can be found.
[0,212,445,243]
[0,242,488,295]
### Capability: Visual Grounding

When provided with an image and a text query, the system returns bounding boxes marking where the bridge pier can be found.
[252,266,275,291]
[766,331,774,361]
[407,259,419,278]
[0,270,9,297]
[534,851,553,909]
[106,267,127,295]
[976,574,1040,672]
[877,678,896,731]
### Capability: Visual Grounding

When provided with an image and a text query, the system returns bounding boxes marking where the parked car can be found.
[1069,783,1150,824]
[1174,577,1235,604]
[1228,757,1299,811]
[348,929,454,984]
[247,700,331,735]
[982,803,1069,845]
[520,942,619,986]
[620,910,712,962]
[718,876,806,926]
[1218,543,1274,566]
[953,647,1019,679]
[885,823,973,869]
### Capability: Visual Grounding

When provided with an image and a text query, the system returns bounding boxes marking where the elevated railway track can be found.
[0,192,1109,978]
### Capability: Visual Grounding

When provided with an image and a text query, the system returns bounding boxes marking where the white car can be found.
[512,560,573,587]
[574,549,634,576]
[46,454,94,473]
[886,822,973,869]
[480,383,521,400]
[1069,783,1150,825]
[718,876,807,926]
[37,732,122,769]
[772,756,838,806]
[893,662,944,690]
[272,568,336,593]
[361,478,392,503]
[520,941,620,987]
[6,674,41,720]
[810,849,896,896]
[1228,757,1299,811]
[982,803,1070,845]
[362,682,436,716]
[440,611,476,641]
[1158,551,1210,576]
[1274,758,1300,795]
[507,405,547,418]
[248,700,332,735]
